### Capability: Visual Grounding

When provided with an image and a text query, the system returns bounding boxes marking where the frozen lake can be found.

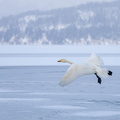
[0,66,120,120]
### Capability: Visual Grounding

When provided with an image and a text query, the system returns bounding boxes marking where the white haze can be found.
[0,0,114,17]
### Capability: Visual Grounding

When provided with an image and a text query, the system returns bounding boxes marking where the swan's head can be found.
[58,59,67,63]
[58,59,73,64]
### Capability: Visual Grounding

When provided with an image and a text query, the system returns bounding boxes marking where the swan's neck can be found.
[65,60,73,64]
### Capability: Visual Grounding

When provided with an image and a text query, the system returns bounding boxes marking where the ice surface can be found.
[73,111,120,117]
[0,66,120,120]
[40,105,86,110]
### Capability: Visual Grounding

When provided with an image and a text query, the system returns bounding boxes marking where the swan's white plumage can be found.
[59,63,95,86]
[58,53,109,86]
[86,53,104,66]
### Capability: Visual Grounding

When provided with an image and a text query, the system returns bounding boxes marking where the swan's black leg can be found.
[95,73,102,84]
[98,77,102,84]
[108,70,112,76]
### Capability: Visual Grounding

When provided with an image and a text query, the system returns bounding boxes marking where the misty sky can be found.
[0,0,114,17]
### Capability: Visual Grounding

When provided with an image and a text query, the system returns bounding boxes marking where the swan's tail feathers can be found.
[108,70,112,76]
[96,67,108,78]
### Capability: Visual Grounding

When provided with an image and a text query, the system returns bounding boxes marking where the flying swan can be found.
[58,53,112,86]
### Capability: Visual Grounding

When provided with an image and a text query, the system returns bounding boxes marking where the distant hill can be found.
[0,0,120,45]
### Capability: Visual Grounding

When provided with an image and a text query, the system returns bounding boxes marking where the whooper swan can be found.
[58,53,112,86]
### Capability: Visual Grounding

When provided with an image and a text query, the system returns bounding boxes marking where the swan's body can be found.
[58,53,112,86]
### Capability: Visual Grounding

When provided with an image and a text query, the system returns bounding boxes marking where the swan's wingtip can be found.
[58,82,65,87]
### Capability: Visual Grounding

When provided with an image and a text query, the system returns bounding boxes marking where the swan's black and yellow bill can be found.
[58,59,62,62]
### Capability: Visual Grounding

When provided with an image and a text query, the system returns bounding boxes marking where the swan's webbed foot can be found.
[98,77,102,84]
[95,73,102,84]
[108,70,112,76]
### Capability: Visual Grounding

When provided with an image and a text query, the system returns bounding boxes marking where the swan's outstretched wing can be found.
[59,64,95,86]
[86,53,104,66]
[59,64,80,86]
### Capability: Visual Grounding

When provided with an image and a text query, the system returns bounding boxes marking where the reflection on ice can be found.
[0,98,48,101]
[0,89,22,93]
[73,111,120,117]
[114,94,120,97]
[76,101,94,104]
[40,105,86,110]
[28,92,79,95]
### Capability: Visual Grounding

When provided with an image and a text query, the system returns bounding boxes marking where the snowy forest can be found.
[0,0,120,45]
